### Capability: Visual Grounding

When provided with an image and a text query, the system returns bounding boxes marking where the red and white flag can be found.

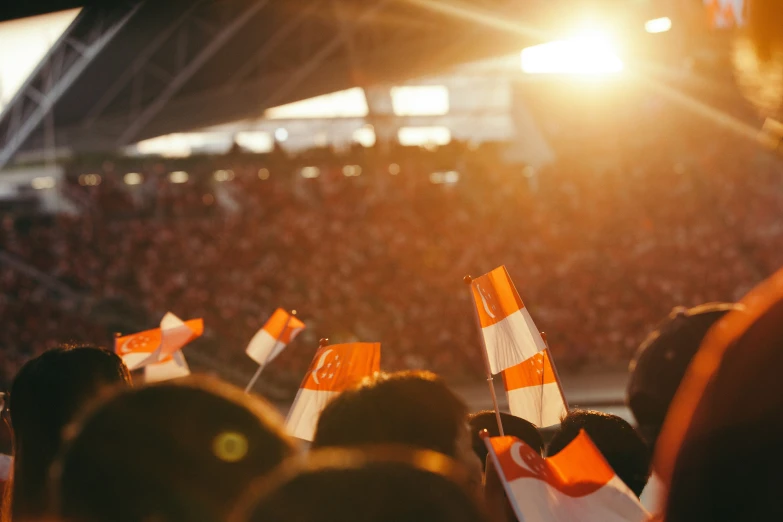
[115,313,203,370]
[144,351,191,383]
[285,342,381,441]
[502,351,567,428]
[485,431,649,522]
[246,309,305,365]
[469,266,546,374]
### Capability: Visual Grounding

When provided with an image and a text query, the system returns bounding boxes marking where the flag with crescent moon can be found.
[285,342,381,441]
[485,430,649,522]
[115,313,203,371]
[469,265,546,374]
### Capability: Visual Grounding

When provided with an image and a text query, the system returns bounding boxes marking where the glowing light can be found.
[300,166,320,179]
[235,131,273,153]
[388,163,400,175]
[258,168,270,180]
[352,125,376,147]
[391,85,449,116]
[78,174,101,186]
[645,17,672,34]
[342,165,362,177]
[169,171,189,184]
[398,126,451,147]
[275,128,289,142]
[31,176,55,190]
[265,87,369,119]
[520,31,623,75]
[124,172,143,185]
[430,170,459,184]
[213,169,235,182]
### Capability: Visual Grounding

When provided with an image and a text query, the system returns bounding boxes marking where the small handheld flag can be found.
[144,351,191,383]
[115,313,203,370]
[484,430,649,522]
[244,309,304,394]
[285,341,381,441]
[246,308,305,365]
[468,265,546,374]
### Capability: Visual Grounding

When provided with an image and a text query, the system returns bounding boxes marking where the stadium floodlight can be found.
[398,126,451,147]
[31,176,55,190]
[300,166,320,179]
[264,87,369,119]
[274,128,289,142]
[213,170,235,182]
[520,31,623,75]
[236,131,273,153]
[124,172,143,185]
[343,165,362,177]
[352,125,376,147]
[169,171,189,184]
[78,174,101,186]
[391,85,449,116]
[645,17,672,34]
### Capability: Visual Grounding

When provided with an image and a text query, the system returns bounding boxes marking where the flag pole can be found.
[245,310,296,394]
[464,275,505,437]
[541,332,569,411]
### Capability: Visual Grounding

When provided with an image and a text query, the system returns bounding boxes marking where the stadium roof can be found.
[0,0,559,168]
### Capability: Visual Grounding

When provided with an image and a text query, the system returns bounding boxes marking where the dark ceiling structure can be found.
[0,0,561,168]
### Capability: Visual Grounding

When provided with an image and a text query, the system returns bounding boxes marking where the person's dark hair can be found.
[6,344,131,521]
[230,446,488,522]
[468,411,543,470]
[547,409,650,497]
[54,376,297,522]
[312,371,468,458]
[627,303,741,446]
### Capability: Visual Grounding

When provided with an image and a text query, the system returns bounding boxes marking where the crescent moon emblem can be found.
[509,442,530,471]
[311,349,333,385]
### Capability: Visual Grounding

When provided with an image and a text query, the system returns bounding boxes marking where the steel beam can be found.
[115,0,270,146]
[0,5,139,170]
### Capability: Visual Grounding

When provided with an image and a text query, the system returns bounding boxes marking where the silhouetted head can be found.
[55,376,297,522]
[312,371,482,492]
[658,269,783,521]
[547,409,649,497]
[468,411,543,470]
[8,345,130,520]
[628,303,741,446]
[230,446,488,522]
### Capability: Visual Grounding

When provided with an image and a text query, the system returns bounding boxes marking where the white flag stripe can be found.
[144,351,191,383]
[505,475,649,522]
[483,307,547,374]
[245,328,288,365]
[285,388,339,441]
[507,381,567,428]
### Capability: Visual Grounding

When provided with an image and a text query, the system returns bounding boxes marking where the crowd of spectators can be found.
[1,95,782,391]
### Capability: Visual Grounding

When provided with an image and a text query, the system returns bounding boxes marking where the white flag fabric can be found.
[469,266,546,374]
[144,351,191,383]
[485,431,649,522]
[502,350,567,428]
[246,309,305,365]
